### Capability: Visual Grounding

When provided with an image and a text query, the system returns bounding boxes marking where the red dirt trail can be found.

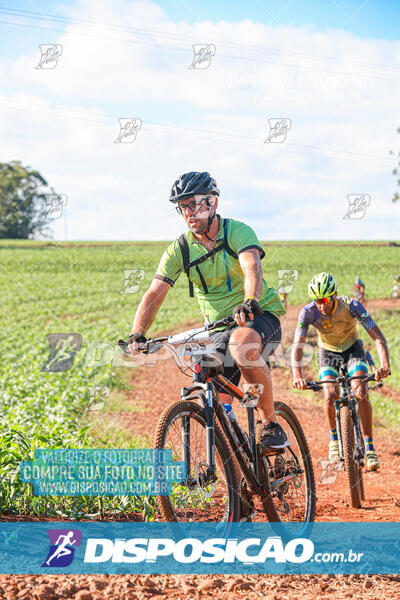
[1,299,399,599]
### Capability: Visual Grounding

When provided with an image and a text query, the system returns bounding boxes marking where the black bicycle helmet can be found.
[169,171,220,204]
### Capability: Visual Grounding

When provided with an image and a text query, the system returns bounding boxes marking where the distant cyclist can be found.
[351,276,365,303]
[392,275,400,298]
[291,272,391,471]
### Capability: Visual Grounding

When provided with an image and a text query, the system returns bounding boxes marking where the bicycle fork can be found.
[335,396,345,463]
[351,400,365,462]
[335,393,364,463]
[180,381,218,487]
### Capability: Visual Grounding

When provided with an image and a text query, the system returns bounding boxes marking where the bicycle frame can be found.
[180,351,304,499]
[180,372,263,495]
[118,317,304,501]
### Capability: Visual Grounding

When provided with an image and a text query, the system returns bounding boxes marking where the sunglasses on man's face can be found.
[176,195,211,215]
[315,296,334,305]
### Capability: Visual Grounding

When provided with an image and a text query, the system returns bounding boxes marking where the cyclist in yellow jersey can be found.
[291,272,391,471]
[392,275,400,298]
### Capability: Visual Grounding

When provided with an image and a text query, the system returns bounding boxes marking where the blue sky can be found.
[2,0,400,40]
[155,0,400,40]
[0,0,399,240]
[4,0,399,39]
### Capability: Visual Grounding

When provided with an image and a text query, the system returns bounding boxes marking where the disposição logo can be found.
[42,529,82,567]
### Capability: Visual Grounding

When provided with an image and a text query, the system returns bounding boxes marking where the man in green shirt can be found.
[126,171,287,452]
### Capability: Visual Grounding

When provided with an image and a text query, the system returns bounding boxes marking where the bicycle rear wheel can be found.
[258,401,316,536]
[153,400,239,523]
[340,405,362,508]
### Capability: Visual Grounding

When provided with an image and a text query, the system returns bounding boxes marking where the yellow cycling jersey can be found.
[295,295,376,352]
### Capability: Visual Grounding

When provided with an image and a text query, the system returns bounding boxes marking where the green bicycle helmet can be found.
[308,272,337,300]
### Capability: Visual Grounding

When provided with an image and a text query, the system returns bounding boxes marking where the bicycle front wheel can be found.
[153,400,239,523]
[258,401,316,536]
[340,405,362,508]
[355,404,366,501]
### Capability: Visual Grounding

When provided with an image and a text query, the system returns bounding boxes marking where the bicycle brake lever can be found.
[117,338,150,355]
[117,339,129,353]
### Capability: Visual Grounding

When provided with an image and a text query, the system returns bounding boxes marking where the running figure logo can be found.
[42,529,82,567]
[41,194,67,221]
[114,118,142,143]
[265,119,291,143]
[121,269,145,293]
[36,44,63,69]
[189,44,216,69]
[343,194,371,219]
[319,460,344,485]
[41,333,82,372]
[276,269,299,294]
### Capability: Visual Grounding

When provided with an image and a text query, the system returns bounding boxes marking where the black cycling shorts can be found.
[209,310,282,394]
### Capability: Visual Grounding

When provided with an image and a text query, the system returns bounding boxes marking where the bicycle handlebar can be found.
[205,315,235,331]
[306,373,377,391]
[118,314,236,356]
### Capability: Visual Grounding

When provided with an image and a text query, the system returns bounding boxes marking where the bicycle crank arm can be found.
[269,471,303,491]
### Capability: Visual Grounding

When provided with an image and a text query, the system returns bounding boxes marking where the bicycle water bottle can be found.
[223,403,236,421]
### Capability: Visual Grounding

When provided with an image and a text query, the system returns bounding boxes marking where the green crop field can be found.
[1,240,399,519]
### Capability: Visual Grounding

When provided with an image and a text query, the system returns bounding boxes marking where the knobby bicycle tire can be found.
[153,399,239,523]
[257,401,316,537]
[356,406,365,502]
[340,404,362,508]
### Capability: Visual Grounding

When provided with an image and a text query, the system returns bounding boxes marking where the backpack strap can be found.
[178,233,194,297]
[222,218,232,292]
[178,217,237,297]
[222,218,237,259]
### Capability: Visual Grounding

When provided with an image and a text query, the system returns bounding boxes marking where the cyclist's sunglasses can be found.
[175,195,211,215]
[315,295,334,305]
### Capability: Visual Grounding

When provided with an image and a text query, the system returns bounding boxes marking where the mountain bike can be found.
[307,367,376,509]
[119,314,316,536]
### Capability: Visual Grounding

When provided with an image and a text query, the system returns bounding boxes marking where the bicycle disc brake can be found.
[273,456,288,493]
[287,454,303,488]
[195,462,216,498]
[269,456,291,515]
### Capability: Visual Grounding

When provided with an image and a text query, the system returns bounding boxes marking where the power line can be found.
[0,98,394,165]
[1,5,400,74]
[1,8,400,83]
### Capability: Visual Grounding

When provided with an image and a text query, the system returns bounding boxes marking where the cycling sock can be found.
[330,428,338,441]
[365,437,375,452]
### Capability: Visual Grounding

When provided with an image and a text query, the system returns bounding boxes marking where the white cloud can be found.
[0,0,399,240]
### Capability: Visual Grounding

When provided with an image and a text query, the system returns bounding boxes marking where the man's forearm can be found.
[375,337,390,368]
[291,342,304,377]
[369,326,390,369]
[243,262,263,300]
[131,290,164,335]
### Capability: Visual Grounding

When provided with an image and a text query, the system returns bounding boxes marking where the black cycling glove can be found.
[232,298,264,319]
[127,332,147,348]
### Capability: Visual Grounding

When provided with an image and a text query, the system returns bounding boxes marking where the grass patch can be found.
[1,240,399,516]
[369,391,400,431]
